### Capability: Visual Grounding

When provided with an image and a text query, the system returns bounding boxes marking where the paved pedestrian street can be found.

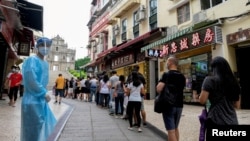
[0,91,249,141]
[0,91,165,141]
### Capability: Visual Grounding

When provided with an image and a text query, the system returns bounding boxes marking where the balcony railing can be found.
[133,24,139,33]
[112,38,116,46]
[109,0,141,18]
[121,32,127,41]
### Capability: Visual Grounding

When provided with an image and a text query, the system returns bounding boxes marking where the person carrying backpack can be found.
[156,56,186,141]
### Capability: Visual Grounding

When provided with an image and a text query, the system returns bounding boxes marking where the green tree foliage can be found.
[75,57,90,70]
[69,69,86,79]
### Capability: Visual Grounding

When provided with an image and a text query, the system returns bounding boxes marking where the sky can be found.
[28,0,92,59]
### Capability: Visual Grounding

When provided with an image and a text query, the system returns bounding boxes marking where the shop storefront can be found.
[227,28,250,109]
[110,50,152,99]
[177,52,211,104]
[143,25,223,103]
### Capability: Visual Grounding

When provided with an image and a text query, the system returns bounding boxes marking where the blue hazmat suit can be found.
[21,55,57,141]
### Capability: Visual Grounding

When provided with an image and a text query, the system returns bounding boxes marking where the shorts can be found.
[85,88,90,93]
[81,87,90,93]
[81,87,86,93]
[75,87,81,94]
[162,107,183,130]
[55,89,64,97]
[68,88,73,93]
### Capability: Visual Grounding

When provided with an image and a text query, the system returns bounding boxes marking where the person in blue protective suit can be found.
[20,37,57,141]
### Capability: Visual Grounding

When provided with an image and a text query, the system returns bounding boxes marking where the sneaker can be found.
[122,115,128,120]
[138,128,142,132]
[128,127,133,131]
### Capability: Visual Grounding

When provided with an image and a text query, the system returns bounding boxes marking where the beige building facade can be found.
[47,35,76,71]
[86,0,250,109]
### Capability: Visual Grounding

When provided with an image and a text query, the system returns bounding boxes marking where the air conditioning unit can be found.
[114,24,119,30]
[137,5,146,23]
[114,24,119,36]
[92,41,97,47]
[97,44,104,52]
[114,30,119,36]
[167,25,178,36]
[193,10,207,24]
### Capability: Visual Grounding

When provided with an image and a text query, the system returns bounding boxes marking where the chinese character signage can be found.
[111,52,134,69]
[148,26,221,58]
[226,28,250,45]
[146,49,162,58]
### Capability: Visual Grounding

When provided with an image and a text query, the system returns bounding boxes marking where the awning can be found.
[140,26,193,52]
[116,27,162,52]
[17,0,43,31]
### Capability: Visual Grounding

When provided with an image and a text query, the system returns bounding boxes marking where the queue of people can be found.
[51,66,148,133]
[93,66,148,133]
[5,38,240,141]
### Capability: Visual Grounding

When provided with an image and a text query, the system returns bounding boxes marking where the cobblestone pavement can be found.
[0,91,249,141]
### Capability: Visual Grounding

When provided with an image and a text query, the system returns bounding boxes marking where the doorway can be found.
[236,46,250,109]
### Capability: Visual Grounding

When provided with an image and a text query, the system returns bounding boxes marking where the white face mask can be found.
[38,46,50,56]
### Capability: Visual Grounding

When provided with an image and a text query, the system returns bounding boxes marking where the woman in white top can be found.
[126,71,145,132]
[99,74,111,108]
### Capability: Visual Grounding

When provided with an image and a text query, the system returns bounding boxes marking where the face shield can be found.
[36,37,52,56]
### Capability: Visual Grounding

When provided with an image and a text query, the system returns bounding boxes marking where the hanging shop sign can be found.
[148,26,222,58]
[111,52,134,69]
[226,28,250,45]
[17,42,30,56]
